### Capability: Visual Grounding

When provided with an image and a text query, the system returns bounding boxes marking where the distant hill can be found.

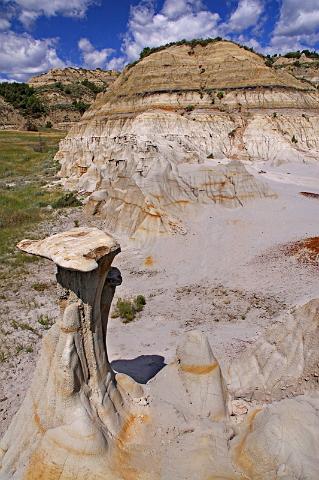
[0,67,119,131]
[271,52,319,88]
[28,67,118,88]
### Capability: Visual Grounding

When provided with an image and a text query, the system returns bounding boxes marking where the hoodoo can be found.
[55,40,319,238]
[1,229,319,479]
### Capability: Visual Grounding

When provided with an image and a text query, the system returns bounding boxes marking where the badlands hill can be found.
[0,68,119,131]
[56,39,319,238]
[2,40,319,480]
[28,67,118,88]
[273,52,319,88]
[29,68,119,130]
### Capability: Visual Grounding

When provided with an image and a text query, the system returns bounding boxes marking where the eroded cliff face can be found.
[1,229,319,480]
[55,41,319,238]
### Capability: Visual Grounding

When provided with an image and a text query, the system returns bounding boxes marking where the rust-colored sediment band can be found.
[180,363,218,375]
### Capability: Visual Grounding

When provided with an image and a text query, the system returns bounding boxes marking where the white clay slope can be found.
[55,41,319,239]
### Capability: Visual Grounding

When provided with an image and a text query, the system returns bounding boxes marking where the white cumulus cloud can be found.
[78,38,114,68]
[107,0,221,68]
[269,0,319,52]
[226,0,264,32]
[4,0,97,27]
[0,31,65,81]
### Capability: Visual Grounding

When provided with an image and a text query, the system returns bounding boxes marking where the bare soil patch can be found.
[174,284,286,328]
[259,236,319,268]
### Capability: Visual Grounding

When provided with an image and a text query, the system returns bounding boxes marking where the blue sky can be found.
[0,0,319,81]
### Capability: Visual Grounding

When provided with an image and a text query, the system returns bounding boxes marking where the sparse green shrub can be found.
[54,81,64,91]
[81,79,104,94]
[135,295,146,312]
[273,112,277,118]
[45,120,53,128]
[116,299,135,322]
[52,192,82,209]
[185,105,195,112]
[112,296,146,323]
[25,346,33,353]
[38,314,52,329]
[0,82,46,117]
[25,120,38,131]
[0,351,6,363]
[217,91,224,100]
[11,320,38,334]
[32,282,48,292]
[16,344,24,354]
[284,51,301,59]
[72,100,89,114]
[74,219,80,228]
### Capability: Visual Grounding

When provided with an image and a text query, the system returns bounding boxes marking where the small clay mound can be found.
[300,191,319,199]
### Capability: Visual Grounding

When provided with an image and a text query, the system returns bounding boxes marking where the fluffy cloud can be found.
[4,0,96,27]
[269,0,319,52]
[226,0,264,32]
[78,38,114,68]
[275,0,319,37]
[0,31,65,81]
[107,0,221,67]
[0,18,11,31]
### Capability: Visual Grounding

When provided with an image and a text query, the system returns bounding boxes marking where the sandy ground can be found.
[0,160,318,437]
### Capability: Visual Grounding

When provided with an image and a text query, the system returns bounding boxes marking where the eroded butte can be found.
[55,40,319,239]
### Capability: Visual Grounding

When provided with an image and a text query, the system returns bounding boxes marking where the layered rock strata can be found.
[29,68,119,89]
[55,41,319,237]
[1,228,319,479]
[273,53,319,88]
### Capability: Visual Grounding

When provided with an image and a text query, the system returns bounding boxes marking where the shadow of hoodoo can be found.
[112,355,166,384]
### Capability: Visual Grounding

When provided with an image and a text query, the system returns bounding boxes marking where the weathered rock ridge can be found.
[29,67,119,89]
[55,41,319,237]
[1,228,319,480]
[273,53,319,88]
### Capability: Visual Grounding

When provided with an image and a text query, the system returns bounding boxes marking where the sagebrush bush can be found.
[52,192,82,209]
[112,295,146,323]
